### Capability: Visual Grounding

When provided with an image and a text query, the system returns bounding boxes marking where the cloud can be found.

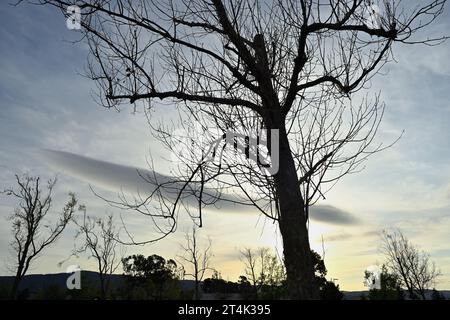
[40,149,358,225]
[353,248,379,256]
[39,149,252,211]
[310,205,358,225]
[323,233,354,242]
[322,230,379,243]
[39,149,165,195]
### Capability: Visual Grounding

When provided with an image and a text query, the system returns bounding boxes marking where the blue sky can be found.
[0,2,449,290]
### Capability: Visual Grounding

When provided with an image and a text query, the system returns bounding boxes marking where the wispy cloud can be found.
[321,230,379,243]
[40,149,359,225]
[310,205,359,225]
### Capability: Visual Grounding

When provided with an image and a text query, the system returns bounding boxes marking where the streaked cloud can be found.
[40,149,359,225]
[310,205,358,225]
[321,230,379,243]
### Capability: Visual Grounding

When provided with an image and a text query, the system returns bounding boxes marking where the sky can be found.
[0,2,449,291]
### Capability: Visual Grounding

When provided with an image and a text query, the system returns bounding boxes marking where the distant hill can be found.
[0,271,196,299]
[0,272,448,300]
[0,271,124,292]
[343,290,450,300]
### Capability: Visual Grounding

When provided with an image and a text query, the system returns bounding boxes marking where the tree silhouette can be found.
[73,206,123,299]
[381,229,441,300]
[240,247,341,299]
[240,247,286,299]
[202,270,238,296]
[310,249,343,300]
[32,0,448,299]
[122,254,180,299]
[177,227,213,300]
[364,264,404,300]
[2,174,77,299]
[240,247,262,299]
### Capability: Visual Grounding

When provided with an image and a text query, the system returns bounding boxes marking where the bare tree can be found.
[177,227,213,300]
[240,247,260,299]
[240,247,286,299]
[381,229,441,300]
[31,0,447,299]
[74,206,123,299]
[2,174,77,299]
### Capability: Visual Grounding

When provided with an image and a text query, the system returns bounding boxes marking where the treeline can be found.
[0,249,343,300]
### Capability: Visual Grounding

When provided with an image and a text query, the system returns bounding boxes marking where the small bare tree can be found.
[177,227,213,300]
[240,247,285,299]
[74,206,122,299]
[31,0,448,299]
[240,247,260,299]
[2,174,77,299]
[381,229,441,300]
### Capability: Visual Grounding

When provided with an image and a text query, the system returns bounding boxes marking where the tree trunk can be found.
[274,127,319,300]
[194,276,199,300]
[9,275,21,300]
[99,274,106,299]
